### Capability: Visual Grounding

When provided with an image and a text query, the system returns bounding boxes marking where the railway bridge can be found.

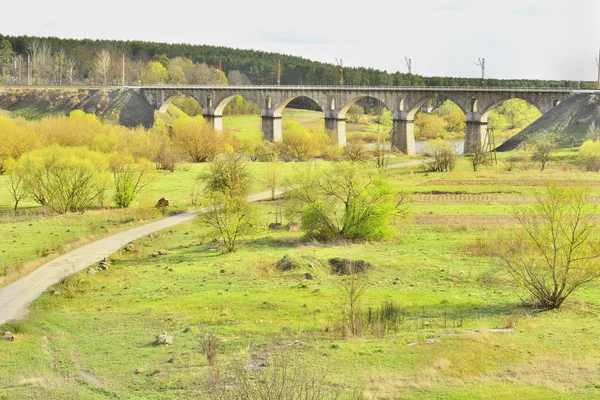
[132,85,575,154]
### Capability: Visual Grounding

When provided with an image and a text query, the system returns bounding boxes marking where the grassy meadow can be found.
[2,147,600,399]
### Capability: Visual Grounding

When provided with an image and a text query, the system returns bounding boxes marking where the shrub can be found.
[497,185,600,309]
[16,145,109,213]
[424,139,457,172]
[578,140,600,172]
[286,162,408,241]
[199,331,220,366]
[109,153,154,208]
[278,120,329,161]
[172,116,232,162]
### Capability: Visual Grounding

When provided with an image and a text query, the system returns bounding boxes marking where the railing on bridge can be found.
[127,84,578,92]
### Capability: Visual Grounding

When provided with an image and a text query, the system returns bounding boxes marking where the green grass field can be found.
[2,153,600,399]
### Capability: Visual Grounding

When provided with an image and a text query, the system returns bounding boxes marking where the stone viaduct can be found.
[131,85,574,154]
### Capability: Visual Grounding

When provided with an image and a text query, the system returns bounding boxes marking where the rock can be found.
[183,327,192,333]
[268,223,282,230]
[328,258,372,275]
[275,255,306,271]
[284,222,300,232]
[124,243,137,252]
[303,273,313,280]
[98,262,109,271]
[424,337,441,344]
[157,250,169,256]
[407,342,418,346]
[87,268,97,276]
[1,331,14,341]
[244,353,270,371]
[155,198,169,208]
[156,332,174,345]
[168,357,175,363]
[150,253,158,258]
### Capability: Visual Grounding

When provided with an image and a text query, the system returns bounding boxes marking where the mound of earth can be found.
[0,88,154,128]
[497,93,600,151]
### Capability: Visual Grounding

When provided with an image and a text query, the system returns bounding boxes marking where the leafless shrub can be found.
[199,330,220,366]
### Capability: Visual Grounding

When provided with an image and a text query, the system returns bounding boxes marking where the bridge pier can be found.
[464,113,488,154]
[324,118,346,146]
[204,114,223,130]
[391,118,415,155]
[261,115,282,142]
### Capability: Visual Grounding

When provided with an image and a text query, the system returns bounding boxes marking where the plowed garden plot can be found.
[414,214,519,225]
[415,194,600,204]
[419,179,600,187]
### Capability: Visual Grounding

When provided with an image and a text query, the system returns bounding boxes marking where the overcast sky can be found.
[2,0,599,81]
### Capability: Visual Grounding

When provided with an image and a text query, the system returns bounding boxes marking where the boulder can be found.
[303,273,313,280]
[328,258,372,275]
[156,332,174,345]
[155,198,169,208]
[275,255,306,271]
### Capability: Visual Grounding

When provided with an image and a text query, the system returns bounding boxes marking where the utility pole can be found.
[476,57,485,88]
[335,58,344,87]
[596,49,600,90]
[122,54,125,87]
[218,59,223,86]
[276,59,281,87]
[27,54,31,86]
[404,57,412,87]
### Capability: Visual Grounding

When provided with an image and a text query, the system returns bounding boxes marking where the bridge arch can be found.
[338,95,392,119]
[405,95,469,119]
[272,95,326,116]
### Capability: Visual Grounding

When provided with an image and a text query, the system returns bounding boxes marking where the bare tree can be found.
[95,49,112,86]
[65,59,77,85]
[27,40,53,85]
[263,166,280,200]
[339,263,368,337]
[498,185,600,309]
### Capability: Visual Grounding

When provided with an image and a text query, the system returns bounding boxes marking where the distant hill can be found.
[496,94,600,151]
[0,34,595,88]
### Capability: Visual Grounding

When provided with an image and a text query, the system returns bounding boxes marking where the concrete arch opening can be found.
[262,95,327,144]
[338,95,393,146]
[157,94,203,130]
[481,98,542,146]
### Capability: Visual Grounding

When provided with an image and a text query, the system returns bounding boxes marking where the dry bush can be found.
[199,331,220,366]
[204,353,353,400]
[423,139,457,172]
[343,141,370,162]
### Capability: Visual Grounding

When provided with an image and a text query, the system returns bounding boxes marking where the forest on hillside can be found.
[0,35,596,88]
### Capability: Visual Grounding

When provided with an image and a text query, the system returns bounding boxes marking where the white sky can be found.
[2,0,599,81]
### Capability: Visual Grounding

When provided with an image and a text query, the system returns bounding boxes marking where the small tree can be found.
[199,153,251,199]
[3,158,27,211]
[498,185,600,309]
[263,166,280,200]
[469,148,490,171]
[172,116,229,163]
[343,141,370,162]
[199,193,258,253]
[424,139,457,172]
[339,264,368,337]
[530,136,556,171]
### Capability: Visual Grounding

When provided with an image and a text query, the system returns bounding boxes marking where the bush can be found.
[578,140,600,172]
[286,162,408,241]
[278,120,329,161]
[109,153,154,208]
[498,185,600,309]
[172,116,233,162]
[16,145,109,213]
[424,139,457,172]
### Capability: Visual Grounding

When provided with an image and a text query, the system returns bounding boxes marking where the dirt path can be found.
[0,189,284,324]
[0,159,423,325]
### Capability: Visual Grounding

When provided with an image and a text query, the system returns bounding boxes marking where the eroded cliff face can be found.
[497,94,600,151]
[0,88,155,128]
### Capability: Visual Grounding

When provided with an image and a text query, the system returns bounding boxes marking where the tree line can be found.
[0,35,595,88]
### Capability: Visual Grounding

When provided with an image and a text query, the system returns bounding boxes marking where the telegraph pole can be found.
[476,57,485,88]
[596,49,600,90]
[122,54,125,87]
[404,57,412,86]
[218,59,223,86]
[277,59,281,86]
[27,54,31,86]
[335,58,344,87]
